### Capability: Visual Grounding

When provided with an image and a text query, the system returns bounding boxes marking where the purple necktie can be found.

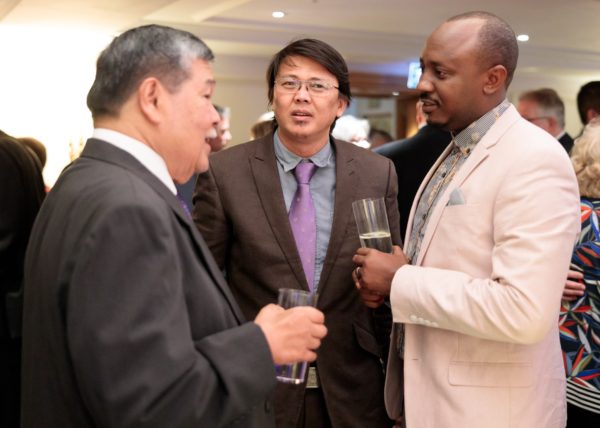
[176,193,191,218]
[289,161,318,290]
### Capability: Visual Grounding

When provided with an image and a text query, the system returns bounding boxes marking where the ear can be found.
[482,65,507,95]
[587,108,599,123]
[137,77,164,124]
[336,97,349,118]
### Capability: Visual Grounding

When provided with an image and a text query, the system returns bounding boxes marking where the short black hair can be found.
[577,81,600,125]
[266,38,351,106]
[447,11,518,88]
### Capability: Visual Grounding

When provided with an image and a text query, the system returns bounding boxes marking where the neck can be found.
[278,129,329,158]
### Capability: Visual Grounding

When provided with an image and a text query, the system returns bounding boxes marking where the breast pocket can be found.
[423,204,493,271]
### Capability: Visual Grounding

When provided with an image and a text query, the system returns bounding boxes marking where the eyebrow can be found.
[278,74,330,81]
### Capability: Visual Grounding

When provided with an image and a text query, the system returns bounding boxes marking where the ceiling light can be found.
[516,34,529,42]
[272,11,285,18]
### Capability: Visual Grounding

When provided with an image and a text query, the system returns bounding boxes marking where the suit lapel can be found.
[413,106,521,266]
[404,142,454,244]
[318,140,358,289]
[82,139,246,323]
[250,136,309,289]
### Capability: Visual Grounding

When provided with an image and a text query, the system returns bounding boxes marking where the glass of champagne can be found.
[352,197,393,253]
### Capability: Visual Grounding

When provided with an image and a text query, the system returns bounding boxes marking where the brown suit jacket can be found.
[193,134,400,427]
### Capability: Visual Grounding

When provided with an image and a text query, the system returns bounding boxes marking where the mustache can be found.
[205,127,218,139]
[419,94,437,103]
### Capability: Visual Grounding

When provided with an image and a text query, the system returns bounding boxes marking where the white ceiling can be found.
[3,0,600,83]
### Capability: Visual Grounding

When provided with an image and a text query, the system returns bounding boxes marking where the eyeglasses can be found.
[275,78,339,95]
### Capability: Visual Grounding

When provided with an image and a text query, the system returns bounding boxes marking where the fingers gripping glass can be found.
[276,78,339,95]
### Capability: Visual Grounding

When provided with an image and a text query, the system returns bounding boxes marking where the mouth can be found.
[291,109,313,121]
[420,98,439,114]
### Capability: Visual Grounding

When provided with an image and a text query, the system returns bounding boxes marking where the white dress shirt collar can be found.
[92,128,176,195]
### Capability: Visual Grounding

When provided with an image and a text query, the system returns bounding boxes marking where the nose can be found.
[209,104,220,126]
[416,75,432,93]
[293,82,311,102]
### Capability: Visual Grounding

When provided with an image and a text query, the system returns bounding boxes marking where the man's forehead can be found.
[429,19,482,47]
[423,19,482,61]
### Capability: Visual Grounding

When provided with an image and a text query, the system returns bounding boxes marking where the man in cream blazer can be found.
[353,12,580,428]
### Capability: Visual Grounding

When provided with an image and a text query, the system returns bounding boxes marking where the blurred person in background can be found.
[0,129,45,428]
[375,100,451,238]
[206,104,232,152]
[176,104,232,211]
[559,117,600,426]
[577,81,600,132]
[18,136,49,192]
[517,88,574,153]
[331,114,371,148]
[368,127,393,150]
[251,111,275,140]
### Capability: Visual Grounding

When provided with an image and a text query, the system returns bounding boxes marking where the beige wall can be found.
[0,31,597,186]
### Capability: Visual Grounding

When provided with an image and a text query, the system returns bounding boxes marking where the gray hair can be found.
[519,88,566,128]
[87,24,213,119]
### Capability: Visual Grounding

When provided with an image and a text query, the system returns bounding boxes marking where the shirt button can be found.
[410,315,418,322]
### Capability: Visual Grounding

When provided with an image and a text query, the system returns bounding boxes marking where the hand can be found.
[562,269,585,302]
[393,416,404,428]
[356,286,386,309]
[254,304,327,365]
[352,245,408,299]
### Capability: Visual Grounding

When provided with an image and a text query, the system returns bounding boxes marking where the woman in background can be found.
[560,117,600,426]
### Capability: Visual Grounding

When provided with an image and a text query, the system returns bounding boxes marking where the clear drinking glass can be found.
[275,288,319,384]
[351,197,393,253]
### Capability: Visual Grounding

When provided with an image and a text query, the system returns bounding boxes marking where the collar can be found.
[452,99,511,154]
[273,130,333,172]
[92,128,177,195]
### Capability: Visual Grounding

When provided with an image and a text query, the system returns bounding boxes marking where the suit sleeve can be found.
[192,168,229,269]
[383,157,402,247]
[67,202,274,428]
[390,146,580,344]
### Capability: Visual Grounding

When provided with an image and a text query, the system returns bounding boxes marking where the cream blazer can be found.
[386,105,580,428]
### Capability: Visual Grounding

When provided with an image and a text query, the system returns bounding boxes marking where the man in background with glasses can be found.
[517,88,574,153]
[193,38,400,427]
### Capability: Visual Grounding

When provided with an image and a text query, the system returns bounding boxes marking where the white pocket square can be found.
[447,188,466,206]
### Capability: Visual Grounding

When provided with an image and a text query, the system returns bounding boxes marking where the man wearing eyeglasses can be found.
[517,88,574,153]
[193,38,400,427]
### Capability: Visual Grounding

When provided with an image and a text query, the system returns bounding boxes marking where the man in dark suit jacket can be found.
[21,25,326,428]
[517,88,574,153]
[0,130,45,428]
[375,101,451,238]
[194,39,400,428]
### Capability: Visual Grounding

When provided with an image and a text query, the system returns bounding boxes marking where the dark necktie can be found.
[289,161,318,290]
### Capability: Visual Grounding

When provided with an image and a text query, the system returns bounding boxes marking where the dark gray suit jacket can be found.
[375,125,452,238]
[193,134,401,427]
[21,139,277,428]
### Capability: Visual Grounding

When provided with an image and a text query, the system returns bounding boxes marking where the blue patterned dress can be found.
[559,197,600,414]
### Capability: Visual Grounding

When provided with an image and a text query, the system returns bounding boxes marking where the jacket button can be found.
[264,400,272,413]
